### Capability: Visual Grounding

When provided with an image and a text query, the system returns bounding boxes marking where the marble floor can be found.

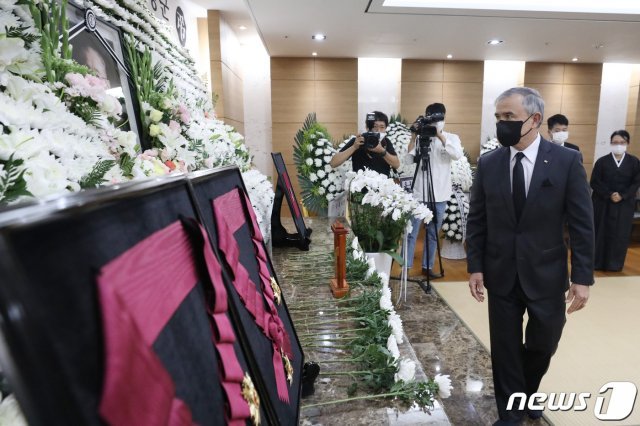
[272,217,551,425]
[391,278,549,426]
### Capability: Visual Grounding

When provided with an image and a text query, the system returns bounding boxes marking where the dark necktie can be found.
[513,152,526,221]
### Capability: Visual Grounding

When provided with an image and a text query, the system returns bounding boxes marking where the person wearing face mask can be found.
[466,87,594,425]
[590,130,640,271]
[330,110,400,176]
[404,102,463,279]
[547,114,580,151]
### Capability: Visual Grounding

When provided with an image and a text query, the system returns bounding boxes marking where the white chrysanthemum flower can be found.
[315,148,323,156]
[309,173,318,182]
[447,230,455,237]
[434,374,453,398]
[318,187,325,195]
[442,223,450,231]
[388,311,404,344]
[306,158,313,166]
[395,358,416,383]
[387,335,400,361]
[317,170,326,179]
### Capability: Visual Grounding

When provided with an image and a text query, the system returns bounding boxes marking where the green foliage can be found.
[79,160,116,189]
[0,154,33,204]
[125,39,158,142]
[27,0,71,83]
[4,26,39,49]
[349,192,408,252]
[293,113,335,215]
[119,153,135,178]
[389,114,409,125]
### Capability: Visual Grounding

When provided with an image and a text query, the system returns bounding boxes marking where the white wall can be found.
[242,38,273,176]
[594,63,633,161]
[480,60,526,146]
[357,58,402,131]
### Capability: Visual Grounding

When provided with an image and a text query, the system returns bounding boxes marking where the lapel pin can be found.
[544,160,549,164]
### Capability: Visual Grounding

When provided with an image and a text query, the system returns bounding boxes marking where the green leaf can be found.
[79,160,116,189]
[0,154,33,204]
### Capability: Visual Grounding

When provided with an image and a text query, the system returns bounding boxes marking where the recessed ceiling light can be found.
[572,57,579,62]
[487,39,504,45]
[446,54,453,59]
[312,33,326,41]
[238,25,247,30]
[312,52,318,56]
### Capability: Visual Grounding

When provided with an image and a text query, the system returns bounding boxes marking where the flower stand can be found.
[440,239,466,260]
[364,252,394,278]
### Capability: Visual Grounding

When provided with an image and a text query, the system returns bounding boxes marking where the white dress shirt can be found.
[509,133,541,196]
[404,131,464,202]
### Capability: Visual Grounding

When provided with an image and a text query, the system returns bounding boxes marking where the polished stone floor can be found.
[272,217,550,425]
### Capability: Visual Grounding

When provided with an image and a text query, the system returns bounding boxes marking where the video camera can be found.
[361,112,380,149]
[410,112,445,139]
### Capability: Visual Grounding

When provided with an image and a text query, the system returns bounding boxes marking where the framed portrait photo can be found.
[66,2,142,145]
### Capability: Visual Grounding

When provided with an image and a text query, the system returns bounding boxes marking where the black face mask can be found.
[496,114,535,147]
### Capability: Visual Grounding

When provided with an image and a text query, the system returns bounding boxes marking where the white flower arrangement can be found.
[441,187,469,243]
[242,169,275,242]
[0,0,271,229]
[450,154,473,192]
[293,115,346,214]
[346,168,433,252]
[386,120,415,178]
[481,137,501,156]
[346,168,433,224]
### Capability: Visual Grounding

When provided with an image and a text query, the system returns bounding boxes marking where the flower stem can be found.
[301,391,402,409]
[302,317,365,327]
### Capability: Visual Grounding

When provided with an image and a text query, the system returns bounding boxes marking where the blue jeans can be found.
[404,201,447,270]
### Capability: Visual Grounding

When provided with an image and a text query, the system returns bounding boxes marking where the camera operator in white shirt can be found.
[404,103,463,279]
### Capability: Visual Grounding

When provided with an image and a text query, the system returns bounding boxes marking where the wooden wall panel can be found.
[533,84,563,116]
[402,60,444,82]
[271,80,315,123]
[315,80,358,123]
[525,62,602,174]
[564,64,603,85]
[561,84,601,125]
[314,59,357,81]
[270,58,314,80]
[626,87,638,126]
[401,60,484,161]
[207,10,244,129]
[446,123,482,161]
[271,58,358,214]
[443,82,483,123]
[524,63,565,84]
[400,82,443,121]
[628,126,640,157]
[568,125,597,164]
[444,61,484,83]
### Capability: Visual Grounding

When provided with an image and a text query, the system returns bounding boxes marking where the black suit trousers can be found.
[488,277,566,422]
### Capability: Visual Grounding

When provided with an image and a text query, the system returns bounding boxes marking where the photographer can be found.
[330,111,400,176]
[404,103,463,278]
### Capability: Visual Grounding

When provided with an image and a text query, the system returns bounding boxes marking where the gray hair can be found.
[496,87,545,118]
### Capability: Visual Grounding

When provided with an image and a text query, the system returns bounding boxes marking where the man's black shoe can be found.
[527,409,544,420]
[422,268,443,279]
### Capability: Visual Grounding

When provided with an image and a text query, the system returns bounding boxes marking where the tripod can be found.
[397,134,444,296]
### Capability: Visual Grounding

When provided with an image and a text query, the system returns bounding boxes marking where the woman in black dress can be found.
[590,130,640,271]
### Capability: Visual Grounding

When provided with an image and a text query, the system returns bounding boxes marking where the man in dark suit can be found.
[466,87,594,425]
[547,113,580,151]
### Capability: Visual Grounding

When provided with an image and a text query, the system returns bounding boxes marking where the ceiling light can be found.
[238,25,247,30]
[312,33,326,41]
[382,0,640,14]
[487,39,504,45]
[312,52,318,56]
[446,54,453,59]
[572,57,579,61]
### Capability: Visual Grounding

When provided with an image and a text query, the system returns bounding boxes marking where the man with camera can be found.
[404,103,463,279]
[329,111,400,176]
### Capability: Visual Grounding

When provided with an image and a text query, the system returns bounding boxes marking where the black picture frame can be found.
[65,2,143,148]
[271,153,311,250]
